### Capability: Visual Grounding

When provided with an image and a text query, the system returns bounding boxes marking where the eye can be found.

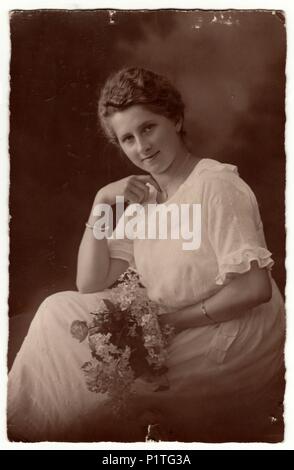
[143,124,154,134]
[122,134,134,144]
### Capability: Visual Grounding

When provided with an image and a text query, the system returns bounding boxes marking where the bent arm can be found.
[76,174,156,293]
[76,196,128,293]
[164,261,272,332]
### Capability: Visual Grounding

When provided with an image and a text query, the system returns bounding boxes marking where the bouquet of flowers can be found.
[70,267,174,414]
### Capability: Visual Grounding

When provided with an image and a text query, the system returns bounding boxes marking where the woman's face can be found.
[108,105,183,173]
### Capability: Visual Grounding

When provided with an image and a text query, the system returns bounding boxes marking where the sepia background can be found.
[9,9,286,328]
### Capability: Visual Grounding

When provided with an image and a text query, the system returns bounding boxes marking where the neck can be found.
[152,148,199,200]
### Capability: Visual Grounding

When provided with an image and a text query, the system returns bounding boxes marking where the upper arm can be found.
[204,174,274,286]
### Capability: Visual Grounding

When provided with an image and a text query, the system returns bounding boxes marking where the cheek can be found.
[158,126,176,143]
[120,143,133,157]
[122,147,142,165]
[157,131,175,147]
[152,129,166,146]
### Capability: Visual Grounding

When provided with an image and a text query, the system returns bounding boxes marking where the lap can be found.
[8,287,285,442]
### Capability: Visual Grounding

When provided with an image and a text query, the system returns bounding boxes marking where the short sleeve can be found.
[205,175,274,285]
[107,209,135,266]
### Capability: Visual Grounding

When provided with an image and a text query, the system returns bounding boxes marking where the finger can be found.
[147,176,162,193]
[130,180,150,201]
[157,316,167,329]
[128,178,150,202]
[135,175,162,192]
[125,187,145,204]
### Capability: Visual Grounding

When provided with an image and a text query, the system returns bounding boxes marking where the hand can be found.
[158,307,201,334]
[158,312,180,333]
[95,174,161,206]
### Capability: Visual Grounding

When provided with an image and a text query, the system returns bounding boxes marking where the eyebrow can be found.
[120,120,155,141]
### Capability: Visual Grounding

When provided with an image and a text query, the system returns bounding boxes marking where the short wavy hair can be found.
[98,67,186,145]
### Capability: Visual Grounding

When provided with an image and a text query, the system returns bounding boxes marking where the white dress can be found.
[7,158,285,442]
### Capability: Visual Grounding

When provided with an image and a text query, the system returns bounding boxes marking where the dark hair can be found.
[98,67,186,145]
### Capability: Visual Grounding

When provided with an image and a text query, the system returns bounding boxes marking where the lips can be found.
[143,151,159,161]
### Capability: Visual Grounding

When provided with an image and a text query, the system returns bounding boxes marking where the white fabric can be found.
[109,158,274,306]
[8,158,285,442]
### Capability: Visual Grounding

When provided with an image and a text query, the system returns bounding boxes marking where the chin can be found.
[157,158,175,172]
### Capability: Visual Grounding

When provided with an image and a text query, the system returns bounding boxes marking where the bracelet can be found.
[85,221,110,232]
[85,222,110,240]
[200,300,217,325]
[85,221,110,239]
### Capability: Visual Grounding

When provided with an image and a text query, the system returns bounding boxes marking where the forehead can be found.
[109,105,165,137]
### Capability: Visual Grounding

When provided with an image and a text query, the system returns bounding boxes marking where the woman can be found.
[8,67,285,442]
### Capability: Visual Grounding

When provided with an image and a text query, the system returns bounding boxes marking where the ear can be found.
[175,117,183,133]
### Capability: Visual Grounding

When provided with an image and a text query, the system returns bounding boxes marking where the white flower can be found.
[141,314,153,326]
[91,299,110,315]
[72,267,171,414]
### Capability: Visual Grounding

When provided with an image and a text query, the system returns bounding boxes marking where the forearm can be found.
[168,263,272,332]
[76,231,110,293]
[76,197,111,292]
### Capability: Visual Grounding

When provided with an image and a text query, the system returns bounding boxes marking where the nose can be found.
[136,135,152,156]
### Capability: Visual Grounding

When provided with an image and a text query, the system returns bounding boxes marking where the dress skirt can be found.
[7,278,285,442]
